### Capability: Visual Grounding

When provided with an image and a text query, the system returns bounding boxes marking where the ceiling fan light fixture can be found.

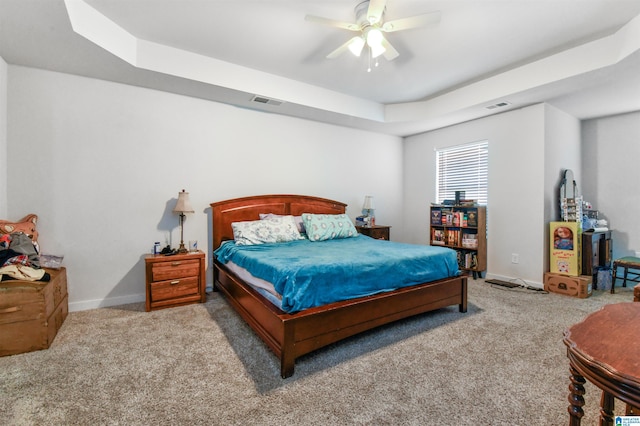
[348,36,365,57]
[370,43,386,58]
[366,28,386,58]
[366,28,384,46]
[306,1,441,63]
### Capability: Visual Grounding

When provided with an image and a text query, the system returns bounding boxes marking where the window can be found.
[436,140,488,205]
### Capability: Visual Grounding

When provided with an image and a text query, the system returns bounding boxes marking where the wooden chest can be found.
[0,267,68,356]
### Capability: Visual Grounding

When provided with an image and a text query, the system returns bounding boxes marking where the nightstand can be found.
[145,250,206,311]
[356,225,391,240]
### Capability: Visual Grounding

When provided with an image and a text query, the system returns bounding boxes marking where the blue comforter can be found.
[214,236,460,313]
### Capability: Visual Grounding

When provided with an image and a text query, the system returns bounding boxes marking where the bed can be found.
[211,194,468,378]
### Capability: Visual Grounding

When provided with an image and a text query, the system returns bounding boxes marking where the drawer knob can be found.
[171,262,181,266]
[0,306,21,314]
[170,280,180,285]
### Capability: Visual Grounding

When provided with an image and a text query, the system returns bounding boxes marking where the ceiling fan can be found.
[305,0,441,63]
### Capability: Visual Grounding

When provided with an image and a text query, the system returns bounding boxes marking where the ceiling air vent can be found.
[485,101,512,110]
[251,95,284,107]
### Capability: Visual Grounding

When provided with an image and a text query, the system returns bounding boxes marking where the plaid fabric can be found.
[3,254,31,267]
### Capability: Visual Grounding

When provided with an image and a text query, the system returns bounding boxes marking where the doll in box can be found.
[553,226,574,250]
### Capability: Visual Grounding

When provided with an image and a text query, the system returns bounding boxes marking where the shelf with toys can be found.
[430,204,487,279]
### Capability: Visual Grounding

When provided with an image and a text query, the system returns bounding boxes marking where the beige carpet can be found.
[0,279,635,425]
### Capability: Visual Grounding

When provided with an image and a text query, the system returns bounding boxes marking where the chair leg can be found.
[624,266,628,288]
[612,264,618,294]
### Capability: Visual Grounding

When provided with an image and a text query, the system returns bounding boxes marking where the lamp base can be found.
[177,213,189,253]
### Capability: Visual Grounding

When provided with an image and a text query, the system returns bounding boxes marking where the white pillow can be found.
[232,215,304,246]
[259,213,306,234]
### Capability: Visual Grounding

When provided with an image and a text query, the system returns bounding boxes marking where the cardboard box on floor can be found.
[544,272,592,298]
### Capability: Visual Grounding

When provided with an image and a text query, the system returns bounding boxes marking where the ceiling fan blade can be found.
[366,0,387,25]
[305,14,359,31]
[326,36,363,59]
[380,37,399,61]
[382,11,441,32]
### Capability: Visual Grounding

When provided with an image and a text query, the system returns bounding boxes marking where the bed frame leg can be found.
[281,359,295,379]
[281,322,295,378]
[459,277,468,313]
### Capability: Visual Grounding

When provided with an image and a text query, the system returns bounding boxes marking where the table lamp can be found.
[362,196,375,227]
[173,189,194,253]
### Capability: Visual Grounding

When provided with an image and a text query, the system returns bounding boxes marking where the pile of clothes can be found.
[0,232,50,282]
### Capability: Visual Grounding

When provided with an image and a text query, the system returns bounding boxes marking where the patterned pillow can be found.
[232,215,303,246]
[301,213,359,242]
[259,213,306,234]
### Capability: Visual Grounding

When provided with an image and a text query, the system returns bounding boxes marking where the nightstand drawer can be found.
[145,251,205,312]
[150,277,199,302]
[356,225,390,241]
[151,259,199,282]
[367,228,388,240]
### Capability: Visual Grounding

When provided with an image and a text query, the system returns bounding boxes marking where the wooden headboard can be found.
[210,194,347,249]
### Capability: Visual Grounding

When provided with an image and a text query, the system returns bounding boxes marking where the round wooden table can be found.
[563,303,640,425]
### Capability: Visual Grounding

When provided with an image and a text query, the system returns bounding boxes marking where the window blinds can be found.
[436,140,488,205]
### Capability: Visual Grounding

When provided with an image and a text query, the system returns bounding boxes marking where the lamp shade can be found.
[173,190,194,214]
[366,29,386,58]
[348,36,365,57]
[362,196,375,210]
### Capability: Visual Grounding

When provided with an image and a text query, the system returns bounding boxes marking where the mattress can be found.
[224,260,284,308]
[214,235,460,313]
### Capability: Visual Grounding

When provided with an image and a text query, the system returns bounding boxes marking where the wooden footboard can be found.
[215,260,467,378]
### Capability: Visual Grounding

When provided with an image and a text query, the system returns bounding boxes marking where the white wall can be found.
[403,104,579,286]
[0,57,7,218]
[6,64,637,309]
[582,111,640,259]
[543,105,582,271]
[6,66,403,311]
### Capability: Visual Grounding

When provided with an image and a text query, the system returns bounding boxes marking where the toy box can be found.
[550,222,581,276]
[544,272,592,298]
[0,267,68,356]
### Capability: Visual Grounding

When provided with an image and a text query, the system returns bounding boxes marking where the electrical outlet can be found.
[511,253,519,264]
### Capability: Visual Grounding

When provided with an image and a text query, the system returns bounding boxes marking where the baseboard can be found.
[68,282,215,312]
[68,293,146,312]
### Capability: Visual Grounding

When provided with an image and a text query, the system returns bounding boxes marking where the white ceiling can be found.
[1,0,640,136]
